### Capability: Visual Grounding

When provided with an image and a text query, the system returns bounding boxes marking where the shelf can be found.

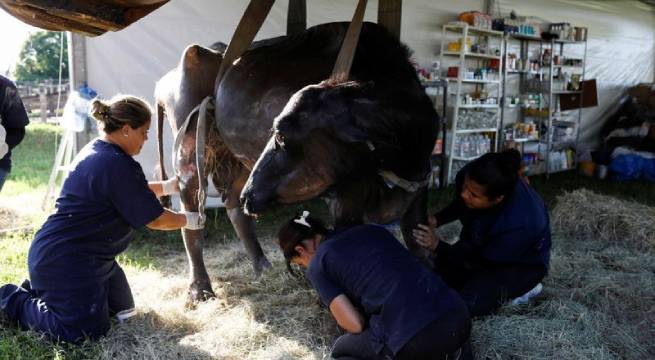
[420,80,448,88]
[452,154,484,161]
[552,90,582,94]
[507,33,542,41]
[443,51,501,60]
[506,70,541,75]
[457,104,499,109]
[508,138,540,143]
[446,77,500,84]
[444,24,504,37]
[455,128,498,134]
[554,39,586,44]
[553,119,579,126]
[552,64,583,68]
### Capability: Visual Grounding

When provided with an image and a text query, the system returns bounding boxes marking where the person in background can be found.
[0,75,30,192]
[0,95,203,343]
[279,211,472,360]
[413,149,551,317]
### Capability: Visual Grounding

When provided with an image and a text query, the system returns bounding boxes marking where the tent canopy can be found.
[0,0,169,36]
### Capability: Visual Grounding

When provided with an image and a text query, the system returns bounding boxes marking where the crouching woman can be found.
[413,149,551,317]
[0,95,203,343]
[279,212,471,360]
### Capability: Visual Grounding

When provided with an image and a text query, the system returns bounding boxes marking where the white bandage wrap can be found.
[161,178,179,196]
[115,308,137,324]
[184,212,205,230]
[0,124,8,159]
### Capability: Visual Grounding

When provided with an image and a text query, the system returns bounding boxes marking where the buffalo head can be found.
[240,80,385,214]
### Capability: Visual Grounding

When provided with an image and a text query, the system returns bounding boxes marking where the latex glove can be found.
[184,212,205,230]
[161,177,179,196]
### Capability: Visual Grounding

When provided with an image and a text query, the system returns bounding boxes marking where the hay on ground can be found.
[551,189,655,249]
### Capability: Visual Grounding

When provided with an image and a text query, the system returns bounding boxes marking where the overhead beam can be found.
[377,0,401,40]
[0,0,168,36]
[286,0,306,35]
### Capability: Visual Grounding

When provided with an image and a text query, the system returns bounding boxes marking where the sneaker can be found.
[510,283,543,305]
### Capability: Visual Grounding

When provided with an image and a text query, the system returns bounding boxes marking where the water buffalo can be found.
[219,22,438,254]
[155,42,273,305]
[160,21,438,304]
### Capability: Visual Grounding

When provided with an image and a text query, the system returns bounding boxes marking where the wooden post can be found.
[377,0,402,40]
[68,32,94,152]
[286,0,306,35]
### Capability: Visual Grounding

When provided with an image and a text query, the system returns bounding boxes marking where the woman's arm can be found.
[146,209,203,231]
[148,178,179,198]
[329,294,365,334]
[146,209,186,230]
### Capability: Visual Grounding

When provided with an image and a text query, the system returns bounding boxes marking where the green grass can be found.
[2,123,62,197]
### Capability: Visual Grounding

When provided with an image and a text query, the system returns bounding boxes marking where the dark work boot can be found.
[0,284,31,321]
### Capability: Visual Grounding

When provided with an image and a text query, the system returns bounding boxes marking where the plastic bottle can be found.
[483,135,491,153]
[462,136,470,157]
[453,136,461,157]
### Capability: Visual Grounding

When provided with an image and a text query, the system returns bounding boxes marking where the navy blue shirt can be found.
[306,224,467,355]
[436,166,551,270]
[0,76,29,171]
[28,139,164,290]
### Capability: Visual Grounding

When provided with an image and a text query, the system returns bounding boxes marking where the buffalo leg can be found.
[177,130,215,306]
[224,169,271,277]
[400,186,433,265]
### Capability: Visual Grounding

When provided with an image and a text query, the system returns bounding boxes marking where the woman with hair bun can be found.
[278,211,472,360]
[413,149,551,317]
[0,95,203,343]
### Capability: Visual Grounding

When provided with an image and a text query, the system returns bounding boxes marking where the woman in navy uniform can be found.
[413,149,551,317]
[279,211,472,360]
[0,95,203,343]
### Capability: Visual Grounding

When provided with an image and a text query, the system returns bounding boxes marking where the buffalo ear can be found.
[336,123,369,143]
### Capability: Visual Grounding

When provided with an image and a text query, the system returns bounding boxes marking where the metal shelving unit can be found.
[439,23,504,183]
[500,32,547,176]
[544,38,588,177]
[500,32,587,177]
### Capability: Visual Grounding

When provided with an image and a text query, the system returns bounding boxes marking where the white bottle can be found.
[462,136,470,157]
[483,135,491,154]
[453,136,461,157]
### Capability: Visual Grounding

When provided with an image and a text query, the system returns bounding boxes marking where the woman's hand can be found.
[412,215,440,252]
[148,178,179,198]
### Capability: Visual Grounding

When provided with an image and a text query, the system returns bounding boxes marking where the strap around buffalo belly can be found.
[378,170,429,193]
[172,96,215,226]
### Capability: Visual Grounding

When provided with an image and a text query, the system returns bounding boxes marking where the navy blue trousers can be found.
[331,307,471,360]
[436,245,546,317]
[0,264,134,343]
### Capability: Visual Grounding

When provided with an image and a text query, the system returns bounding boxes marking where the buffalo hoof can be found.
[185,281,215,309]
[252,256,272,278]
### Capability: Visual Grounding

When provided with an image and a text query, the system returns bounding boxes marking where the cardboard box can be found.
[560,79,598,111]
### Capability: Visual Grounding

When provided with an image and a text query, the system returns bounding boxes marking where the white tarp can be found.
[84,0,655,183]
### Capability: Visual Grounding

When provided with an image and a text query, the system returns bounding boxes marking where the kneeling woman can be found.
[413,149,551,317]
[0,95,203,343]
[279,212,471,360]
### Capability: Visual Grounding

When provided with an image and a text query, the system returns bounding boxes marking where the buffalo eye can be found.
[275,132,286,148]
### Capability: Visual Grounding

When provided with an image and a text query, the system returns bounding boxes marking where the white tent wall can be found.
[84,0,655,189]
